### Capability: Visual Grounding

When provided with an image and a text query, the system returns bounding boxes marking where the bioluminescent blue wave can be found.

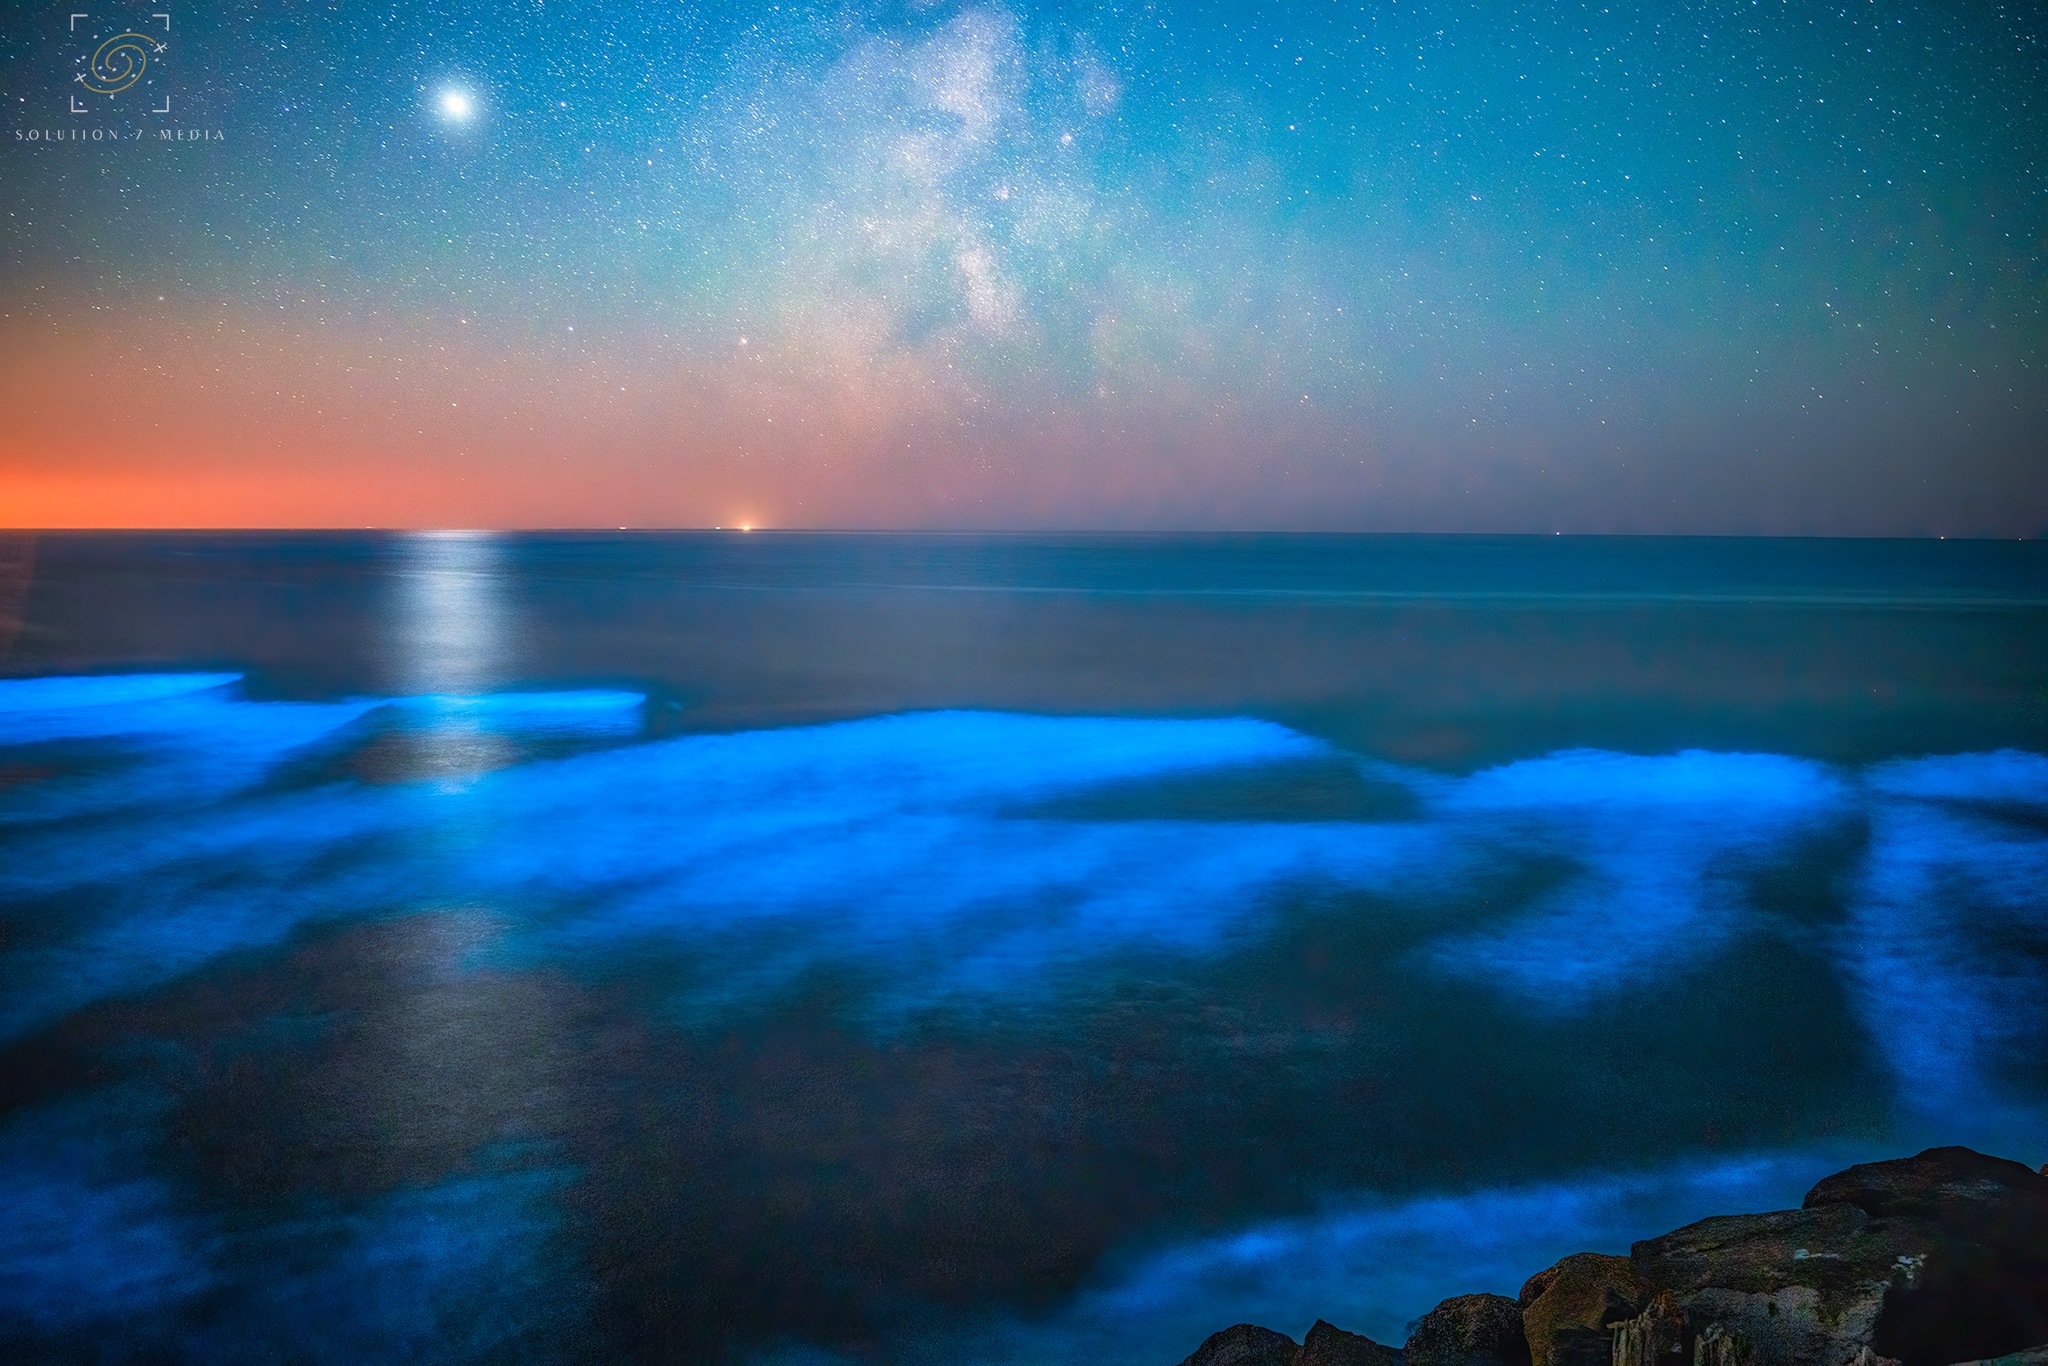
[1421,750,1853,1006]
[0,672,244,725]
[2,671,2044,1363]
[0,1099,214,1333]
[2,675,2043,1078]
[1848,751,2048,1133]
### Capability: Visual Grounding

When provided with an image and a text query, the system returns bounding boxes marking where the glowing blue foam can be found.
[0,673,245,745]
[0,1090,570,1349]
[1420,750,1853,1006]
[0,675,2042,1126]
[1865,747,2048,804]
[1845,752,2048,1127]
[0,673,243,711]
[0,1099,215,1332]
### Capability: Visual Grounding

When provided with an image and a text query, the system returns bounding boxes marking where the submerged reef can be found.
[1174,1147,2048,1366]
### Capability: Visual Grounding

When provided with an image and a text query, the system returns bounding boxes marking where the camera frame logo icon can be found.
[68,10,171,115]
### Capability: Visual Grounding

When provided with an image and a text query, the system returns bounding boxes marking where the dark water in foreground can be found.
[1,533,2045,1364]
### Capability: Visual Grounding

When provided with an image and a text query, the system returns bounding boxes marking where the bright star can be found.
[438,89,474,122]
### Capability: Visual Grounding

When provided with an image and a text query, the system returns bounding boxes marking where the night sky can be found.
[2,0,2044,531]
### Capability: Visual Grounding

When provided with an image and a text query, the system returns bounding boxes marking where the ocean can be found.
[1,532,2044,1363]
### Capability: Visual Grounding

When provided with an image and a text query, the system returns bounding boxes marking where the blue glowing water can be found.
[0,533,2044,1363]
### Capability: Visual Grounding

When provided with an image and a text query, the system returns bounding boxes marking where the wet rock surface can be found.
[1168,1148,2048,1366]
[1520,1252,1648,1366]
[1799,1148,2048,1366]
[1406,1294,1532,1366]
[1805,1148,2048,1228]
[1298,1319,1406,1366]
[1178,1323,1303,1366]
[1627,1202,1912,1366]
[1176,1319,1408,1366]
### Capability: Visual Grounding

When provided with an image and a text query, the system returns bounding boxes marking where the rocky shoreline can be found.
[1173,1147,2048,1366]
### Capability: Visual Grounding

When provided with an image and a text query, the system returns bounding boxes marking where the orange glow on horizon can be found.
[1,294,1368,530]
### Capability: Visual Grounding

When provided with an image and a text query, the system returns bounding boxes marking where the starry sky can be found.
[2,0,2044,531]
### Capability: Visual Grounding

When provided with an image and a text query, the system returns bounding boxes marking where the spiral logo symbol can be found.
[78,32,162,95]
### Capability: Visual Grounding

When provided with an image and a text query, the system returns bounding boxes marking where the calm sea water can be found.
[2,533,2045,1363]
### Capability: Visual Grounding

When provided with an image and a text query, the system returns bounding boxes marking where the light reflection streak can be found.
[392,532,516,786]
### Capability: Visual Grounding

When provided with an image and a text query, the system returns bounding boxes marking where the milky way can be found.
[2,1,2044,529]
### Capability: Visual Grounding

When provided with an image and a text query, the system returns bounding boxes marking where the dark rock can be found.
[1519,1267,1559,1309]
[1808,1147,2048,1366]
[1177,1323,1300,1366]
[1633,1201,1907,1298]
[1805,1146,2048,1228]
[1630,1202,1922,1365]
[1689,1320,1772,1366]
[1520,1252,1648,1366]
[1611,1292,1687,1366]
[1406,1293,1531,1366]
[1629,1147,2048,1366]
[1300,1319,1404,1366]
